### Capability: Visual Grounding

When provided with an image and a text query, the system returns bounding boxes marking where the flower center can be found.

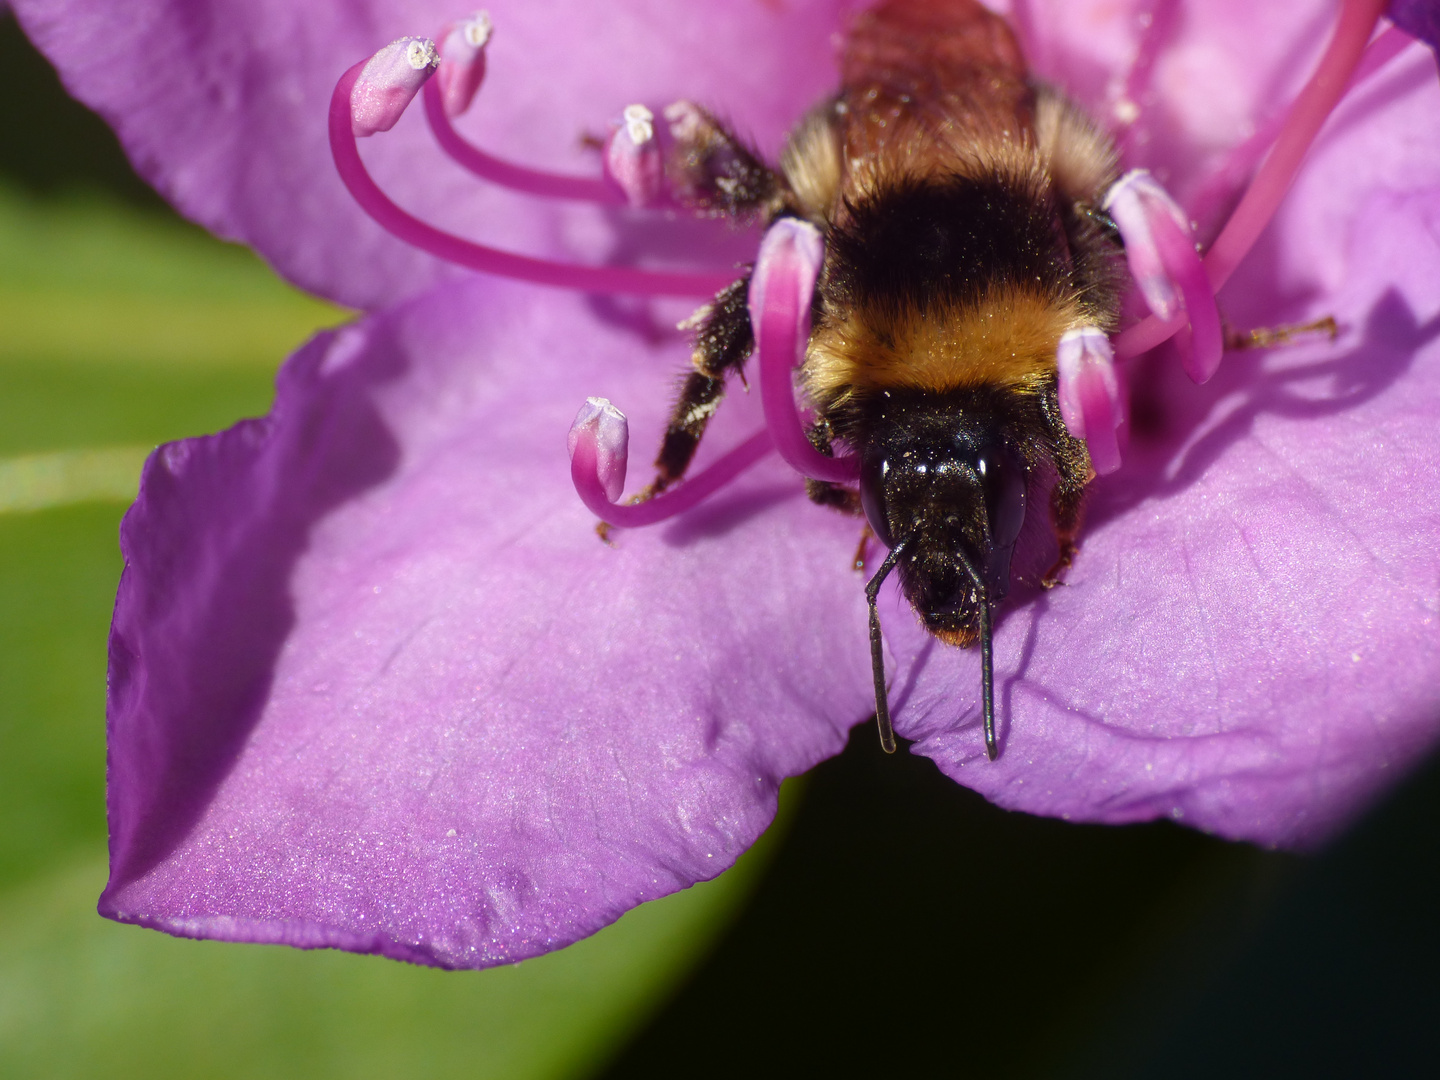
[331,2,1408,527]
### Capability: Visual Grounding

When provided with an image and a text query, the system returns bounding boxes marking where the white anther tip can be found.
[351,37,440,136]
[622,104,655,146]
[463,11,493,48]
[604,108,665,208]
[663,100,703,141]
[404,38,438,69]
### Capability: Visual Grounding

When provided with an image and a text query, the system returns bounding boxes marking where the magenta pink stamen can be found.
[604,105,668,209]
[1106,170,1188,321]
[351,38,440,137]
[568,398,774,529]
[434,12,491,118]
[421,80,622,204]
[331,61,733,296]
[1114,0,1390,362]
[1147,209,1223,383]
[1204,0,1390,286]
[1056,327,1124,476]
[751,219,860,485]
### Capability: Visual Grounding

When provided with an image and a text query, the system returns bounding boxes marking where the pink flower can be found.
[11,0,1440,968]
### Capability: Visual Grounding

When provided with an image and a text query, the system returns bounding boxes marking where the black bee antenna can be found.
[951,547,998,761]
[865,536,911,754]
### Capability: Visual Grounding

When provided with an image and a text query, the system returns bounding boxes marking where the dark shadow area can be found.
[603,726,1440,1079]
[600,723,1284,1079]
[0,13,166,207]
[1071,743,1440,1080]
[103,326,404,893]
[658,481,799,545]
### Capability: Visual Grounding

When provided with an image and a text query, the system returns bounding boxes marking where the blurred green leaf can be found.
[0,809,786,1080]
[0,186,781,1078]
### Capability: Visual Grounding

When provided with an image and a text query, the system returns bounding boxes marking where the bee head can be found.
[858,392,1028,642]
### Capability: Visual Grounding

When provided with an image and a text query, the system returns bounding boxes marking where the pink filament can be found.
[572,428,774,528]
[329,61,734,297]
[1114,0,1390,361]
[421,80,622,204]
[1188,24,1415,236]
[752,222,860,485]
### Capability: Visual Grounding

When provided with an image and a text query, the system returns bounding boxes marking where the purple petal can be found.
[103,278,870,968]
[75,0,1440,970]
[11,0,852,309]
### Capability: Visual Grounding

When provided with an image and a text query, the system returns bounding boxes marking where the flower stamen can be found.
[434,11,492,118]
[1185,22,1419,239]
[604,105,667,208]
[1056,327,1125,476]
[330,50,734,296]
[421,13,624,205]
[1106,169,1223,383]
[751,219,860,484]
[1114,0,1391,361]
[350,38,440,137]
[568,399,773,528]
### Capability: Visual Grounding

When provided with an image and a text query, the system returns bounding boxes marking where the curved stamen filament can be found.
[1188,24,1415,237]
[330,61,734,297]
[422,79,623,204]
[1114,0,1390,361]
[752,220,860,485]
[569,400,774,528]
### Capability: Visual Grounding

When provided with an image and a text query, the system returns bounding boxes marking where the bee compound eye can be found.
[859,452,895,549]
[976,444,1027,550]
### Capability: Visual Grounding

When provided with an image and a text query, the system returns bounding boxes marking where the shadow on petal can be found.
[103,324,407,897]
[1090,287,1434,533]
[658,479,799,546]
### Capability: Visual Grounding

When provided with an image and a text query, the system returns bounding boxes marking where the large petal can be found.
[11,0,852,309]
[891,34,1440,848]
[102,278,870,969]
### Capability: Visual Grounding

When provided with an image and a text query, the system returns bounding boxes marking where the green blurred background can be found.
[0,12,1435,1079]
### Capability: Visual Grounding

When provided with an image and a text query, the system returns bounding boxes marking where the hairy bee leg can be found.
[1043,477,1086,587]
[627,275,756,508]
[802,421,863,516]
[1224,315,1339,351]
[663,102,790,220]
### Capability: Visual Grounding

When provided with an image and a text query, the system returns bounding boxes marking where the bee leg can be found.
[1043,485,1085,587]
[663,102,789,221]
[802,419,864,519]
[1042,429,1091,589]
[1224,315,1339,351]
[617,274,755,526]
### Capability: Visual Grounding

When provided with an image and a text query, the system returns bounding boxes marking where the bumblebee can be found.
[637,0,1124,760]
